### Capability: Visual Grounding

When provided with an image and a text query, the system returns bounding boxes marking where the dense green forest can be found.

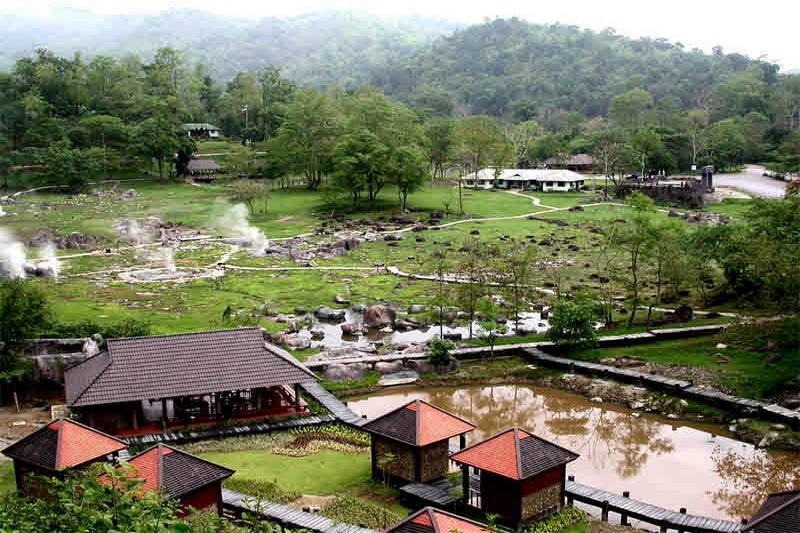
[0,10,460,86]
[2,14,800,192]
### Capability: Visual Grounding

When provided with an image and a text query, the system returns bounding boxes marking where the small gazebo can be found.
[450,427,579,528]
[362,399,475,485]
[2,418,127,497]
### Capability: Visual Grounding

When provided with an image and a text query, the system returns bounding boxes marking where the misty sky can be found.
[3,0,799,71]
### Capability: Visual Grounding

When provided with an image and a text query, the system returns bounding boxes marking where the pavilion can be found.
[362,399,475,485]
[450,427,579,528]
[103,443,234,516]
[2,418,127,497]
[65,328,318,436]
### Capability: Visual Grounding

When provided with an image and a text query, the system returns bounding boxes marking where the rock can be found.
[334,294,351,305]
[323,363,370,381]
[395,319,419,331]
[284,334,311,350]
[294,306,308,315]
[590,397,604,403]
[667,413,679,420]
[314,306,347,322]
[758,432,781,448]
[415,236,426,242]
[379,326,394,333]
[407,359,437,375]
[771,424,787,431]
[470,229,480,235]
[631,412,642,418]
[363,304,396,328]
[630,401,645,410]
[383,234,402,242]
[443,331,462,341]
[310,329,325,340]
[408,304,426,314]
[568,205,584,212]
[671,305,694,323]
[351,304,367,313]
[375,361,404,375]
[340,323,364,336]
[715,343,728,349]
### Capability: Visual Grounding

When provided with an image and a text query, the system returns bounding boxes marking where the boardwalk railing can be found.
[565,478,743,533]
[222,488,377,533]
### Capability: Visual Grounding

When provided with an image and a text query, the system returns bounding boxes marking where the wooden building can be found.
[450,427,579,529]
[544,154,594,172]
[65,328,318,436]
[104,443,233,516]
[186,158,223,182]
[182,123,221,138]
[363,399,475,485]
[387,507,489,533]
[1,418,126,497]
[744,489,800,533]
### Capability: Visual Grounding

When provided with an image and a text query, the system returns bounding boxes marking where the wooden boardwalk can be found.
[222,488,377,533]
[400,479,458,507]
[301,382,366,426]
[565,480,743,533]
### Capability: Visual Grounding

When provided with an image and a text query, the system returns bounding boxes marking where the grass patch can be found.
[321,496,399,530]
[224,478,300,504]
[0,462,15,495]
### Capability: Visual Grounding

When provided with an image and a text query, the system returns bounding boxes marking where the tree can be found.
[390,146,427,211]
[428,337,455,368]
[592,133,623,189]
[614,193,656,327]
[130,116,185,179]
[41,141,102,190]
[331,129,387,208]
[0,279,51,403]
[705,119,746,170]
[424,118,455,181]
[495,242,537,333]
[453,115,509,214]
[453,240,491,340]
[229,179,270,215]
[609,88,653,131]
[477,296,507,358]
[546,296,597,348]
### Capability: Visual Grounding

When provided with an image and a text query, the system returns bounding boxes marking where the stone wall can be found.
[521,483,561,522]
[420,440,449,482]
[374,436,415,482]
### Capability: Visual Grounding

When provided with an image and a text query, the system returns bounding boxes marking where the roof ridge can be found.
[55,419,63,470]
[1,418,60,467]
[429,508,490,529]
[515,428,524,479]
[105,326,261,343]
[263,342,317,380]
[747,491,800,530]
[415,399,422,446]
[528,431,580,459]
[416,400,476,429]
[428,508,441,533]
[451,426,517,459]
[68,352,113,407]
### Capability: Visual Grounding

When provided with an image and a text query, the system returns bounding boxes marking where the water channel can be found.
[347,384,800,523]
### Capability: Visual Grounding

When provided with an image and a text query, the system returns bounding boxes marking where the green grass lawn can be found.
[567,329,800,399]
[199,449,371,495]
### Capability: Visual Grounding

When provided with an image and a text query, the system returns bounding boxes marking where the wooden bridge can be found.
[301,382,366,426]
[222,488,377,533]
[565,479,744,533]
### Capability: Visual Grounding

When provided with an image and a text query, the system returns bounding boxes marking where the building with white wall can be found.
[464,168,585,192]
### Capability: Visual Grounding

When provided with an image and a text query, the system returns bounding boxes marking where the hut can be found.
[103,443,233,516]
[464,168,585,191]
[545,154,594,172]
[65,328,317,436]
[386,507,490,533]
[1,418,127,497]
[181,123,221,138]
[363,399,475,485]
[450,427,579,528]
[744,489,800,532]
[186,158,223,182]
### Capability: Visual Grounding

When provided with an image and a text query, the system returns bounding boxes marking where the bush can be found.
[428,337,455,366]
[321,496,399,529]
[546,299,597,349]
[45,318,151,339]
[524,506,587,533]
[224,478,300,504]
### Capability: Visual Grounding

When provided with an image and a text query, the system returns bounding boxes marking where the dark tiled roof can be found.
[66,328,316,407]
[745,490,800,532]
[2,418,126,471]
[362,399,474,447]
[388,507,490,533]
[451,428,578,480]
[112,444,233,500]
[187,159,222,172]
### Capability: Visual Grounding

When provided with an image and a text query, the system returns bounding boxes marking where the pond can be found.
[347,384,800,523]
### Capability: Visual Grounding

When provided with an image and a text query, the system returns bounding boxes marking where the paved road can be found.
[714,164,786,198]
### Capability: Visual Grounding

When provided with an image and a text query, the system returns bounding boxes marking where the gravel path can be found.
[713,164,787,198]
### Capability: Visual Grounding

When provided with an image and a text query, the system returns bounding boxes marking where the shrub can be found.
[321,496,399,529]
[546,299,597,349]
[524,506,587,533]
[224,478,299,504]
[428,337,455,366]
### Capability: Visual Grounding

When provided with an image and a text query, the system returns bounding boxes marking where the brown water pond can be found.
[347,384,800,522]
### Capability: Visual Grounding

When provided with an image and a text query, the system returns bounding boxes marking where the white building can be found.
[464,168,585,192]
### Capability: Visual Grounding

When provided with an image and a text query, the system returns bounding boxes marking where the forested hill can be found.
[0,10,461,86]
[374,18,784,119]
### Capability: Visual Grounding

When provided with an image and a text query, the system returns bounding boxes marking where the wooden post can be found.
[621,491,630,525]
[601,500,609,522]
[566,475,574,506]
[294,383,302,410]
[131,405,139,430]
[161,398,168,430]
[461,464,470,506]
[460,433,466,450]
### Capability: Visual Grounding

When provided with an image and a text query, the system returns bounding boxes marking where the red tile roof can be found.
[450,427,578,481]
[363,399,475,447]
[389,507,490,533]
[2,418,126,471]
[104,444,234,500]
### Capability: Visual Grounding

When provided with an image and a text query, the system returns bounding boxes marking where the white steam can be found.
[216,204,268,256]
[37,243,60,279]
[152,246,177,274]
[0,228,28,279]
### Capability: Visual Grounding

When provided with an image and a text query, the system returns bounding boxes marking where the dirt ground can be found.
[588,522,648,532]
[0,404,58,457]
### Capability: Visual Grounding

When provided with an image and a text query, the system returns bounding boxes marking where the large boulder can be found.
[314,306,347,322]
[671,305,694,323]
[284,334,311,351]
[363,304,396,329]
[375,361,404,375]
[340,322,365,336]
[323,363,370,381]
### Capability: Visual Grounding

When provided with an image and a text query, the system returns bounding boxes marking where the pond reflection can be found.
[347,384,800,521]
